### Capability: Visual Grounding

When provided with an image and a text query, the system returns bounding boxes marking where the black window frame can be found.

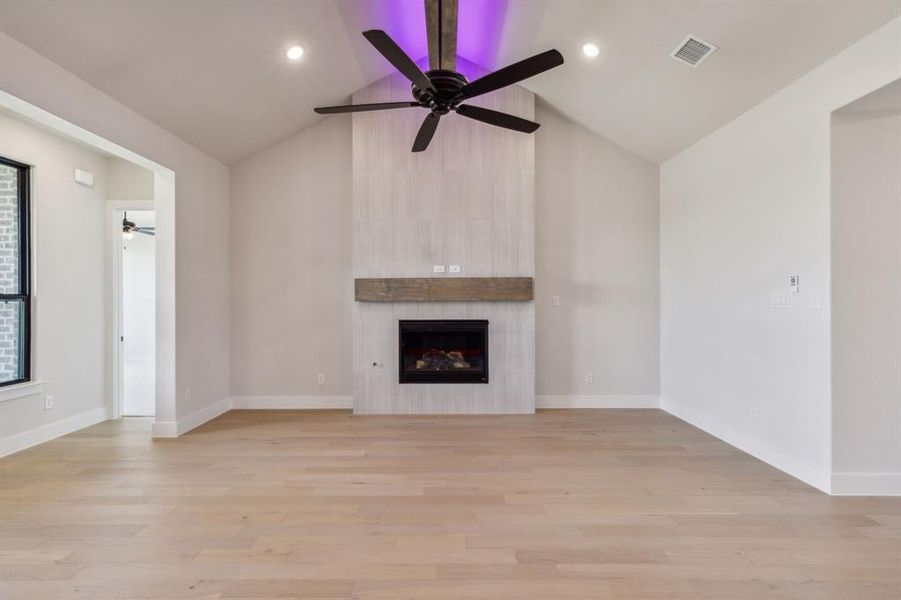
[0,156,31,387]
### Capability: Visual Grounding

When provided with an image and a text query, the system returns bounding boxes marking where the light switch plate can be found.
[770,293,794,309]
[552,295,561,307]
[433,265,446,274]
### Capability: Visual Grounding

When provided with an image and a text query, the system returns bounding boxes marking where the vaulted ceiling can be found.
[1,0,899,164]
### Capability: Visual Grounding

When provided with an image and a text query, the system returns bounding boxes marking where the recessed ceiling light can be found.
[582,43,600,58]
[286,45,304,61]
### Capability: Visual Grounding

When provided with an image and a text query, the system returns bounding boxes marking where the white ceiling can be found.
[1,0,899,164]
[497,0,901,161]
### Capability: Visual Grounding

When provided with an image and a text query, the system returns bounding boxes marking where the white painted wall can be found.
[229,115,352,397]
[0,114,108,445]
[660,17,901,492]
[0,32,231,428]
[831,106,901,492]
[535,101,659,402]
[108,158,154,202]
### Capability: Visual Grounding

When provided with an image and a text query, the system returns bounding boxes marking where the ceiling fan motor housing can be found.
[413,70,469,114]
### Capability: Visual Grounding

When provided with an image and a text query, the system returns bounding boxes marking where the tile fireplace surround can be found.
[352,59,536,414]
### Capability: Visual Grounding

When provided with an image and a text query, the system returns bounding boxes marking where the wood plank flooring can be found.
[1,409,899,599]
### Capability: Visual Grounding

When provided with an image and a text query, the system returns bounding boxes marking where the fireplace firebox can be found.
[399,320,488,384]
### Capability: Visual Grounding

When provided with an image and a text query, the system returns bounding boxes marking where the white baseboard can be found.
[0,406,110,458]
[537,395,659,409]
[230,395,353,410]
[151,397,231,438]
[232,395,655,411]
[151,396,351,438]
[831,472,901,496]
[660,396,831,494]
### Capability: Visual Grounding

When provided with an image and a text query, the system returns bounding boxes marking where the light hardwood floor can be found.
[1,409,900,599]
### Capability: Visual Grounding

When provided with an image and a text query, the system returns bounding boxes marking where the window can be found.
[0,157,31,386]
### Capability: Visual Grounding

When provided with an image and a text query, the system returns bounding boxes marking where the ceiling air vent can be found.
[670,35,717,67]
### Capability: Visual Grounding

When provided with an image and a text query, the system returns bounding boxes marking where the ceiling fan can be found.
[314,0,564,152]
[122,212,155,240]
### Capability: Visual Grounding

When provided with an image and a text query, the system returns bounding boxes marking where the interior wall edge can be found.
[660,396,832,494]
[151,396,230,438]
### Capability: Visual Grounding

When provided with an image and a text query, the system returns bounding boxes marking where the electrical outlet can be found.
[585,372,594,384]
[185,388,192,404]
[552,295,561,307]
[432,265,446,274]
[750,406,759,423]
[317,373,326,385]
[448,265,461,273]
[44,395,54,410]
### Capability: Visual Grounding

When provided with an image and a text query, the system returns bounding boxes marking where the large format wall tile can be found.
[352,59,536,414]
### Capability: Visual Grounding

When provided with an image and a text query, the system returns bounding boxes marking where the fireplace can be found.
[399,320,489,383]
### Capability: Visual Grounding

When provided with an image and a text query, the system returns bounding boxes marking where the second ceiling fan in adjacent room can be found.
[314,0,564,152]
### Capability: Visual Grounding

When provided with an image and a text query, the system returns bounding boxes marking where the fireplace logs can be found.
[399,320,489,383]
[415,350,472,371]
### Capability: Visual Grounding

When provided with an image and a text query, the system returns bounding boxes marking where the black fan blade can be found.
[362,30,436,93]
[459,49,563,100]
[455,104,540,134]
[314,102,419,115]
[412,113,440,152]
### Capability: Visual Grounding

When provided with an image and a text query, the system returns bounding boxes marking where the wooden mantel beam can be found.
[355,277,533,302]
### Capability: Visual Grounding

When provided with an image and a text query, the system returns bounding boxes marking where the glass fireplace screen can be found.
[398,320,489,384]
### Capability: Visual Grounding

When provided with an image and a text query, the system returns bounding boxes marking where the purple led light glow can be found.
[373,0,509,78]
[372,0,429,65]
[457,0,509,72]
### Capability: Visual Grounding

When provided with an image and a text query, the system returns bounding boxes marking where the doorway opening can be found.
[830,77,901,493]
[2,91,176,440]
[120,210,156,416]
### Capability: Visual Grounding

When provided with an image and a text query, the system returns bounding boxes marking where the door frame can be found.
[108,201,153,419]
